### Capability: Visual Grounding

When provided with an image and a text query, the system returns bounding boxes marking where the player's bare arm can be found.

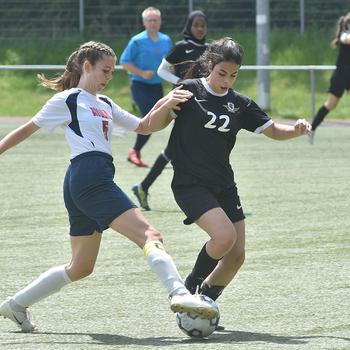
[136,86,192,134]
[262,119,311,140]
[0,120,39,155]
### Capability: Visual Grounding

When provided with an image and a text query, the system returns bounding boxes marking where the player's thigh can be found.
[109,207,161,248]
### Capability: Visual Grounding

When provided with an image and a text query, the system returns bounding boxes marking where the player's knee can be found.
[214,227,237,255]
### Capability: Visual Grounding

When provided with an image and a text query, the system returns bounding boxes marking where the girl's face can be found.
[207,61,240,94]
[81,55,116,94]
[191,16,207,41]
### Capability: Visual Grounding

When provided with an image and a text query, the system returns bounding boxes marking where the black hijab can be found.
[183,10,207,45]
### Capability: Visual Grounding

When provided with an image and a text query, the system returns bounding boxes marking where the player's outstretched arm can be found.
[0,121,39,155]
[262,118,311,140]
[136,85,192,134]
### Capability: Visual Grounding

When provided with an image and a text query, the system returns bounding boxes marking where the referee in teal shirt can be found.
[120,6,172,167]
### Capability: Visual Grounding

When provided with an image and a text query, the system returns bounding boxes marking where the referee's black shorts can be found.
[172,183,245,225]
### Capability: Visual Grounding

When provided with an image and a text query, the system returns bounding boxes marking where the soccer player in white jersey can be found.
[150,38,311,309]
[0,41,218,332]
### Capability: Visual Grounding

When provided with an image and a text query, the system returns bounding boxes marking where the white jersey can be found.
[32,88,140,159]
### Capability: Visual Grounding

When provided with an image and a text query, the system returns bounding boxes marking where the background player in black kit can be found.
[131,10,208,210]
[165,37,311,308]
[309,12,350,144]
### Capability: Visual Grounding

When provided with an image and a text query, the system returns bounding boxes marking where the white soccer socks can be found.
[143,240,188,296]
[12,265,72,308]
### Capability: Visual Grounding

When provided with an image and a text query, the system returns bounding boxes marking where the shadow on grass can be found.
[149,210,252,216]
[4,329,349,347]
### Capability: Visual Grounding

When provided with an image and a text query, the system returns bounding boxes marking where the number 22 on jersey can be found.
[204,111,230,132]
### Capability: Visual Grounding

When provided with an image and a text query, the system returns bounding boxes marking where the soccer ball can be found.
[176,296,220,338]
[176,311,220,338]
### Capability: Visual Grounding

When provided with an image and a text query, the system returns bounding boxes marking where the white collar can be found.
[201,77,228,97]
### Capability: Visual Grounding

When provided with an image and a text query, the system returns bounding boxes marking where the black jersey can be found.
[336,34,350,67]
[168,78,272,188]
[165,39,208,79]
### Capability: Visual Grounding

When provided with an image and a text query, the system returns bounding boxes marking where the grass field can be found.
[0,119,349,350]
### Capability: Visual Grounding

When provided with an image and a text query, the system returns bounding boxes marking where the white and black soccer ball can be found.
[176,296,220,338]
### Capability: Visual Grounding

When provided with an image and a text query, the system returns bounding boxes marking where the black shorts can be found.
[172,183,245,225]
[63,151,136,236]
[328,66,350,98]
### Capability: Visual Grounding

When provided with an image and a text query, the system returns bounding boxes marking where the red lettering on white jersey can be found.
[90,107,112,120]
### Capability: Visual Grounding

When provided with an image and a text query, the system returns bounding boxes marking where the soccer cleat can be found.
[185,274,204,295]
[0,298,36,332]
[216,324,225,331]
[308,130,315,144]
[170,293,219,320]
[127,148,149,167]
[131,184,150,211]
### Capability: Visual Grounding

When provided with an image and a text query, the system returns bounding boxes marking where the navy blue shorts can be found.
[131,80,163,116]
[328,66,350,98]
[172,183,245,225]
[63,151,137,236]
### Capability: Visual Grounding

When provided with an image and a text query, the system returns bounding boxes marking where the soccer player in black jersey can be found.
[132,10,208,210]
[309,12,350,144]
[164,37,311,306]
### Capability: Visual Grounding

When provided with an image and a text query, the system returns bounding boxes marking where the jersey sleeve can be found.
[157,58,180,84]
[165,43,184,64]
[119,39,137,64]
[110,100,140,136]
[241,98,273,133]
[340,31,350,44]
[165,36,173,54]
[31,93,71,133]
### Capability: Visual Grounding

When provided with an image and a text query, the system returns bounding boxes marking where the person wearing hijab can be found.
[131,10,208,211]
[157,10,208,84]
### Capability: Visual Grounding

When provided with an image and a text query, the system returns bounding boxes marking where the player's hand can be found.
[294,118,311,135]
[163,85,193,110]
[142,70,154,80]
